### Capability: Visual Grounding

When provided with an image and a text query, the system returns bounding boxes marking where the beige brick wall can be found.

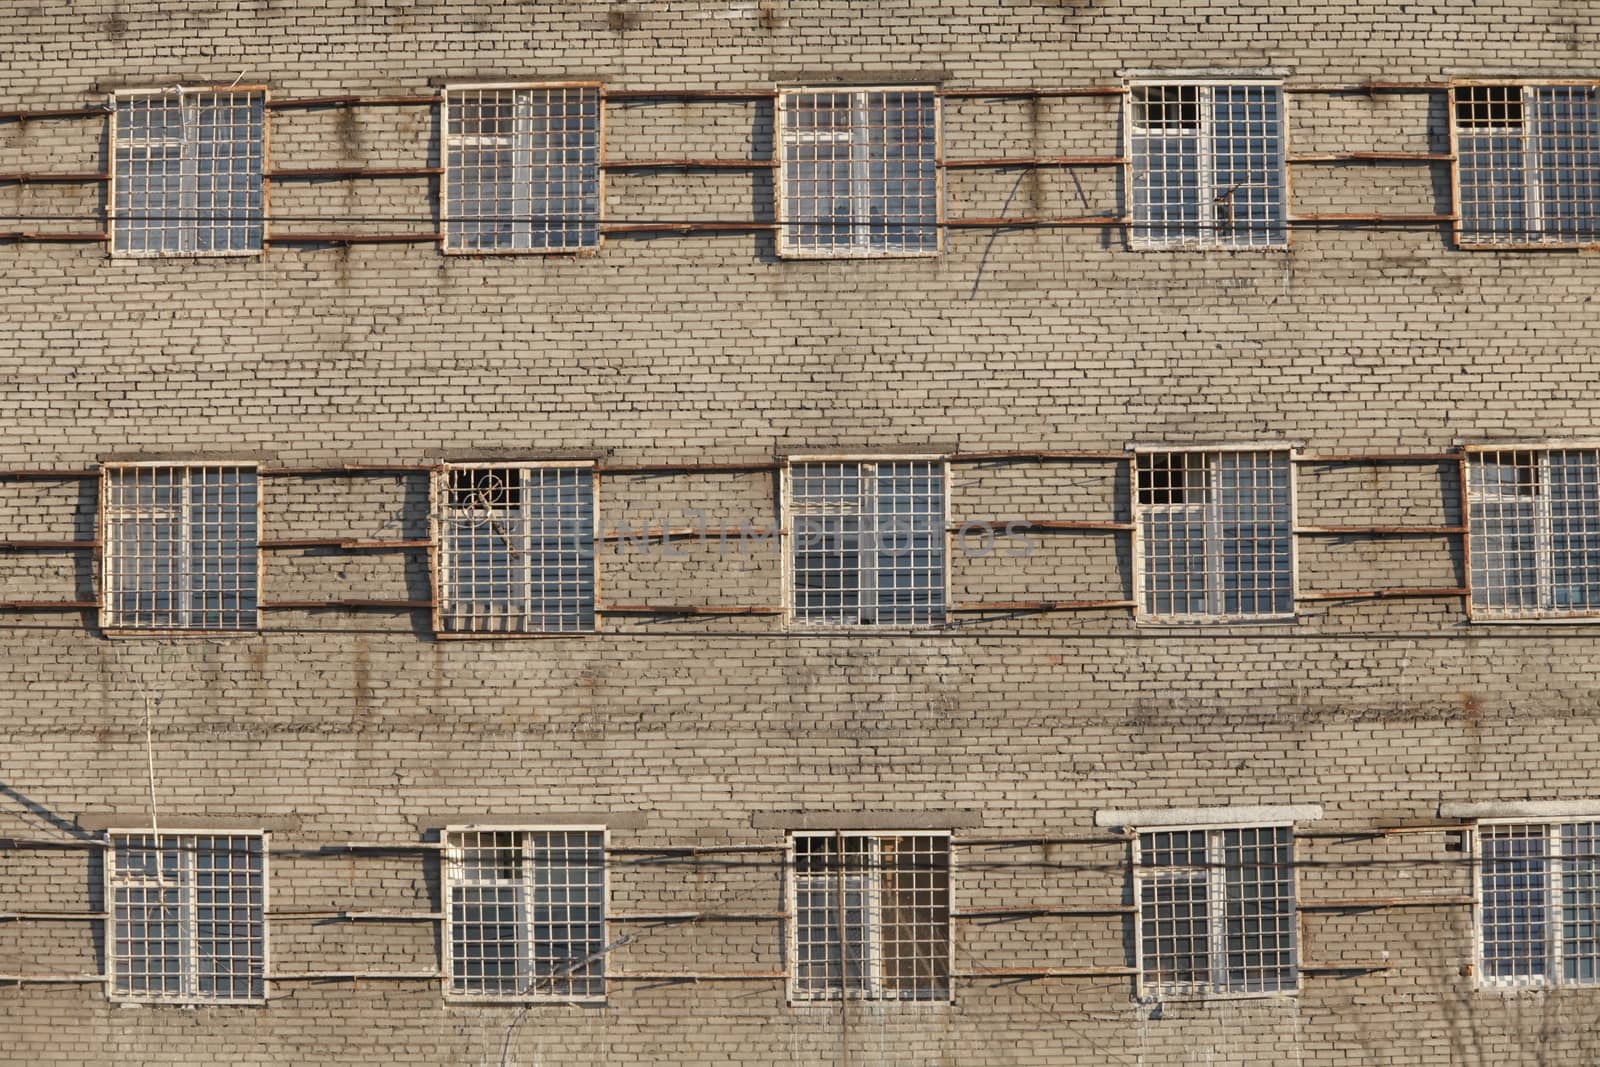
[3,2,1600,1064]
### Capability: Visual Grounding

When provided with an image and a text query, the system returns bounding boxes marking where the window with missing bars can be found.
[1467,448,1600,620]
[107,832,266,1004]
[789,832,950,1002]
[1453,84,1600,246]
[101,464,260,632]
[1129,82,1286,249]
[787,459,946,626]
[111,88,265,256]
[777,88,940,257]
[1135,826,1297,999]
[444,828,607,1001]
[431,464,596,635]
[1478,820,1600,987]
[1133,450,1294,622]
[442,85,602,253]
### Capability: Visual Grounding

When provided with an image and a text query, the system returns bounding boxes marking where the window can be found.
[1128,81,1286,248]
[787,459,946,626]
[789,832,950,1002]
[107,831,266,1004]
[442,84,602,253]
[101,464,259,632]
[1466,447,1600,620]
[1135,825,1297,999]
[1453,83,1600,247]
[431,464,596,635]
[777,88,940,257]
[110,88,265,256]
[1477,821,1600,987]
[1133,449,1294,622]
[443,828,607,1001]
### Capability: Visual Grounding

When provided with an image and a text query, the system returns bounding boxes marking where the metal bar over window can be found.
[788,831,950,1002]
[1453,83,1600,247]
[110,88,266,256]
[107,832,267,1004]
[441,85,602,253]
[777,87,940,258]
[443,827,607,1001]
[1134,825,1296,999]
[101,464,259,632]
[431,464,596,635]
[1133,449,1294,622]
[1466,447,1600,620]
[787,459,947,626]
[1129,81,1286,249]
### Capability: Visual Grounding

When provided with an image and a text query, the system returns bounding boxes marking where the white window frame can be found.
[786,830,953,1004]
[108,86,268,258]
[441,824,609,1003]
[429,461,599,637]
[1125,77,1288,250]
[782,455,950,628]
[104,829,269,1005]
[1131,445,1297,624]
[440,82,604,255]
[1131,822,1300,1001]
[1473,817,1600,989]
[99,462,262,634]
[1464,443,1600,622]
[775,86,943,259]
[1450,80,1600,249]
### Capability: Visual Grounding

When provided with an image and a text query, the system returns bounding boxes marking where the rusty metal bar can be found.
[0,540,96,550]
[951,520,1133,532]
[596,461,780,474]
[0,911,107,921]
[0,469,98,479]
[0,172,107,183]
[941,156,1125,168]
[1300,962,1393,973]
[609,971,786,980]
[258,599,433,610]
[939,87,1125,98]
[265,95,436,109]
[1283,82,1449,93]
[603,159,777,170]
[0,974,106,984]
[1295,453,1459,463]
[258,538,428,550]
[953,906,1134,918]
[1298,896,1472,911]
[606,911,786,922]
[0,600,97,611]
[270,970,442,981]
[599,526,772,542]
[259,464,435,476]
[0,106,107,121]
[1289,213,1455,224]
[957,967,1137,978]
[950,600,1135,613]
[601,221,778,234]
[597,605,783,616]
[0,232,107,242]
[956,836,1126,847]
[268,910,442,921]
[1296,586,1468,601]
[949,450,1127,462]
[1294,525,1465,536]
[946,215,1124,228]
[1288,152,1452,164]
[267,166,442,179]
[603,89,776,101]
[265,233,441,244]
[606,844,784,855]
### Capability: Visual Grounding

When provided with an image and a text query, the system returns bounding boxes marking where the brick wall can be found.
[3,2,1600,1064]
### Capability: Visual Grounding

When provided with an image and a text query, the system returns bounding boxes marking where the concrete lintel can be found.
[750,811,983,831]
[417,812,647,832]
[1440,800,1600,821]
[1094,805,1322,829]
[77,814,301,833]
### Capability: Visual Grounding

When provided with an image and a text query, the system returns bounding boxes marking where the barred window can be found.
[1454,84,1600,246]
[101,464,259,632]
[1136,826,1297,999]
[111,88,265,256]
[107,832,266,1004]
[789,832,950,1002]
[1134,449,1294,622]
[1129,82,1286,249]
[444,828,607,1001]
[432,464,596,635]
[777,88,940,258]
[442,85,602,253]
[787,459,946,626]
[1478,821,1600,987]
[1467,448,1600,620]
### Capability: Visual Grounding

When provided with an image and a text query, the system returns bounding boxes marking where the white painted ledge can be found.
[1094,805,1322,829]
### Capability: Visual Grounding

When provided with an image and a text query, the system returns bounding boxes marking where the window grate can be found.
[777,88,940,258]
[1129,82,1286,249]
[1454,84,1600,246]
[1479,821,1600,987]
[432,464,596,634]
[788,460,946,626]
[108,832,266,1004]
[789,832,950,1002]
[1134,450,1293,622]
[111,89,265,257]
[1135,826,1296,999]
[101,464,259,632]
[1467,447,1600,619]
[444,828,607,1001]
[442,85,602,254]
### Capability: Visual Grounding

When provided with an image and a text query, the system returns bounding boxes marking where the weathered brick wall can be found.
[3,1,1600,1064]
